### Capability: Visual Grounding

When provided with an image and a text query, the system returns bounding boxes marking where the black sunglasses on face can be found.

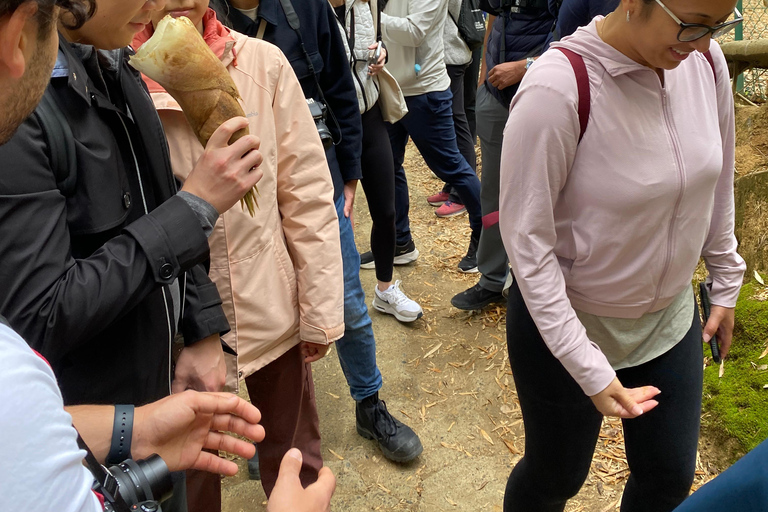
[654,0,743,42]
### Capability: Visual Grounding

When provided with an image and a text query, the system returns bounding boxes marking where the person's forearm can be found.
[66,405,117,463]
[68,405,158,464]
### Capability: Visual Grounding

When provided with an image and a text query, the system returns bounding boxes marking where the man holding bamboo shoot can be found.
[0,6,263,511]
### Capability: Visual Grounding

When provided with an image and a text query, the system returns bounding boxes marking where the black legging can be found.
[360,102,396,283]
[504,280,703,512]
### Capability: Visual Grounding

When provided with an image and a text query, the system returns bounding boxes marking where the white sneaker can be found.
[372,280,423,323]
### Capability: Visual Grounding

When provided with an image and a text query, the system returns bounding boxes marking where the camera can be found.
[498,0,549,14]
[96,455,173,512]
[306,98,334,150]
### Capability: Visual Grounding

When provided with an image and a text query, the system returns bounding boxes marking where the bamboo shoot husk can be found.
[130,15,258,215]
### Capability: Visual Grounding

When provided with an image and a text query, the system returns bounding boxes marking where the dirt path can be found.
[222,144,725,512]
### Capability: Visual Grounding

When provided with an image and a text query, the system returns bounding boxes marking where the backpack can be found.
[554,47,717,143]
[449,0,486,52]
[32,90,77,197]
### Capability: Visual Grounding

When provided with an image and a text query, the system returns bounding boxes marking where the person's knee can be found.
[627,461,695,507]
[505,457,587,508]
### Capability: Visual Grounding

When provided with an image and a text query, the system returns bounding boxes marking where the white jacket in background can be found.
[381,0,451,97]
[334,0,380,114]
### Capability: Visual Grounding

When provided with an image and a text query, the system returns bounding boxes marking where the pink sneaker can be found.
[427,190,450,207]
[435,201,467,218]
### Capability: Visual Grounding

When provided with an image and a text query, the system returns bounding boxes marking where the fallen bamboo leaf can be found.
[503,439,520,454]
[424,342,443,358]
[477,480,489,491]
[377,483,391,494]
[756,270,765,286]
[763,384,768,389]
[480,428,495,445]
[719,360,725,378]
[328,449,344,460]
[445,497,458,506]
[447,421,456,432]
[325,391,339,399]
[400,409,411,419]
[760,345,768,359]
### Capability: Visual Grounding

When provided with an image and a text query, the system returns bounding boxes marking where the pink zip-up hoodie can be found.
[499,18,746,396]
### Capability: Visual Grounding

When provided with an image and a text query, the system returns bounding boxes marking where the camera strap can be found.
[76,432,131,512]
[276,0,342,146]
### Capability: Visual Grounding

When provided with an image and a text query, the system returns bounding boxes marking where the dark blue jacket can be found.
[212,0,363,200]
[480,0,559,108]
[543,0,619,50]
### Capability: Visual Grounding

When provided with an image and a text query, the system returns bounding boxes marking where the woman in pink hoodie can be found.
[498,0,745,510]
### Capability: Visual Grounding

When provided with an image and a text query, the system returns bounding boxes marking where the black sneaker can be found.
[360,240,420,270]
[451,283,505,311]
[355,392,423,462]
[247,444,261,480]
[458,230,480,273]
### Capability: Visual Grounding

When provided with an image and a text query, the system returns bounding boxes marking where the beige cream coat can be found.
[149,30,344,381]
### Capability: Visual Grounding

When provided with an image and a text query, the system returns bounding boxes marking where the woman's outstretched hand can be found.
[589,378,661,418]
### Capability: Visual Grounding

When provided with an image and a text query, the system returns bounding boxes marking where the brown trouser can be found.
[186,343,322,511]
[245,342,323,497]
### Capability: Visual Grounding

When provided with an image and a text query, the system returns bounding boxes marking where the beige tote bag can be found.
[371,0,408,123]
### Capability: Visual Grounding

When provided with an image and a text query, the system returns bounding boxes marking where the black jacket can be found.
[480,0,559,108]
[0,38,229,406]
[213,0,363,200]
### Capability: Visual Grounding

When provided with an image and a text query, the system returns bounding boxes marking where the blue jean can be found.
[387,88,482,246]
[333,195,383,401]
[672,439,768,512]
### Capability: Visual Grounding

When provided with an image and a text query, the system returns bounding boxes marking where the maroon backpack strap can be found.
[555,47,590,143]
[703,50,717,84]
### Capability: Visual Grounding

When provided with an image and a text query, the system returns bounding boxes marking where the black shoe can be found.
[360,240,420,270]
[247,444,261,481]
[451,283,505,310]
[356,392,423,462]
[458,230,480,273]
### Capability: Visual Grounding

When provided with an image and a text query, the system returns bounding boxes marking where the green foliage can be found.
[702,282,768,458]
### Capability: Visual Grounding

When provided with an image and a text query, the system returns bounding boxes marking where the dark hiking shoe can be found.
[458,230,480,273]
[451,283,505,311]
[356,392,423,462]
[360,240,420,269]
[247,445,261,481]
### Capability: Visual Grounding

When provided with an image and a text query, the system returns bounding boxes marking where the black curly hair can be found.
[0,0,96,32]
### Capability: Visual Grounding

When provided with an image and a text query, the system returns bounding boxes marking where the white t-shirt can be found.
[237,7,259,21]
[0,324,102,512]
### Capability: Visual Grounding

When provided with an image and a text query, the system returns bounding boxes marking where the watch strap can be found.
[106,404,134,465]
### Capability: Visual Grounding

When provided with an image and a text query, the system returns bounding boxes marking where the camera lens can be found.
[109,455,173,506]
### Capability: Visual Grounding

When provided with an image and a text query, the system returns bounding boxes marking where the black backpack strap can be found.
[0,315,9,328]
[33,91,77,197]
[555,47,590,143]
[277,0,342,146]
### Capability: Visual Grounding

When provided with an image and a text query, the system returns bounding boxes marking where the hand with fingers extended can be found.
[181,117,264,214]
[132,390,265,475]
[702,305,735,360]
[267,449,336,512]
[589,377,661,418]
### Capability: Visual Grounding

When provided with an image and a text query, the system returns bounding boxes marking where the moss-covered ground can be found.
[702,282,768,460]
